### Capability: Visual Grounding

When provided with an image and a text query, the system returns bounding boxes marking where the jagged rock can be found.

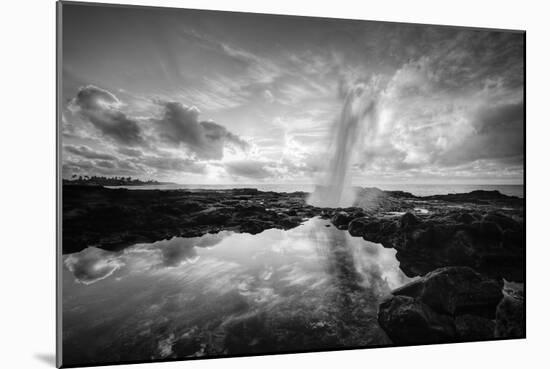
[348,210,524,281]
[392,266,503,318]
[495,295,525,338]
[193,209,231,225]
[423,190,519,204]
[400,212,420,229]
[455,314,495,341]
[348,217,371,237]
[483,212,522,230]
[455,212,476,224]
[378,295,456,344]
[378,267,505,344]
[239,220,272,234]
[331,211,352,229]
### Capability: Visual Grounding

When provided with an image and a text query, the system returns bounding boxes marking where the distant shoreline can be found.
[99,183,524,198]
[62,179,176,187]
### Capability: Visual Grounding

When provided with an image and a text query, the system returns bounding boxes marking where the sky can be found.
[60,3,525,185]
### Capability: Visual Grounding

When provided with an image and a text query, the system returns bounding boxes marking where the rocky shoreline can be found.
[378,266,524,344]
[62,184,525,342]
[62,185,320,254]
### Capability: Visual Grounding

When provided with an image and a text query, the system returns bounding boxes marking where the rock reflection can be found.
[304,220,411,340]
[308,223,366,326]
[307,219,411,300]
[311,225,364,291]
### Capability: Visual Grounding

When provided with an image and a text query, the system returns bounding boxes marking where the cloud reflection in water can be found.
[64,247,124,285]
[63,217,415,363]
[64,232,230,284]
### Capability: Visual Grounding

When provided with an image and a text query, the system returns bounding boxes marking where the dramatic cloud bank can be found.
[61,5,524,185]
[154,101,249,160]
[71,86,145,146]
[63,86,249,180]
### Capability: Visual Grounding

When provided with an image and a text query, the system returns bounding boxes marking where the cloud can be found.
[71,85,145,146]
[63,158,141,177]
[354,100,524,179]
[73,85,120,109]
[172,31,283,110]
[62,150,206,178]
[263,89,275,103]
[140,154,206,174]
[117,147,143,157]
[96,160,116,169]
[475,102,523,135]
[61,18,524,184]
[63,159,96,175]
[224,160,272,179]
[437,102,524,166]
[153,101,249,159]
[348,34,524,179]
[64,145,116,161]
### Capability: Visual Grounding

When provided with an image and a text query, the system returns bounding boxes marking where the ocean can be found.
[106,183,525,198]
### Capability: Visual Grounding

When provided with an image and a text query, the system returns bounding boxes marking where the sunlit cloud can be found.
[62,7,524,184]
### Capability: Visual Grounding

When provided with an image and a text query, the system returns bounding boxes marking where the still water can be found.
[62,218,414,366]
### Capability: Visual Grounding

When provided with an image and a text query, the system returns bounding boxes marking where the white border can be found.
[2,1,547,368]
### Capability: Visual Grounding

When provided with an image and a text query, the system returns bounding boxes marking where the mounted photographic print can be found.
[57,1,526,367]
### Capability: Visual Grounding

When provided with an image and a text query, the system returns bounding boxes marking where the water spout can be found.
[308,82,380,208]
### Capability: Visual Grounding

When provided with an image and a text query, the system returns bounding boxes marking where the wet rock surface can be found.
[391,266,504,318]
[455,314,495,341]
[378,295,456,344]
[377,266,520,344]
[495,286,526,339]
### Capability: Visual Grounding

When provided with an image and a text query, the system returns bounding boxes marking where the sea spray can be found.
[308,82,380,207]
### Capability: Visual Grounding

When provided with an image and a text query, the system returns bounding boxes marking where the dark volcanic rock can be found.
[495,295,525,339]
[378,266,506,345]
[455,314,495,341]
[331,211,352,229]
[239,220,273,235]
[400,212,420,229]
[62,185,321,254]
[424,190,521,205]
[347,216,398,244]
[378,295,456,344]
[393,267,503,318]
[350,210,524,281]
[193,209,231,225]
[454,212,476,224]
[348,217,370,237]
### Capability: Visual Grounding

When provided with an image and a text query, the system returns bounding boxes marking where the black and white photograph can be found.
[57,1,525,367]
